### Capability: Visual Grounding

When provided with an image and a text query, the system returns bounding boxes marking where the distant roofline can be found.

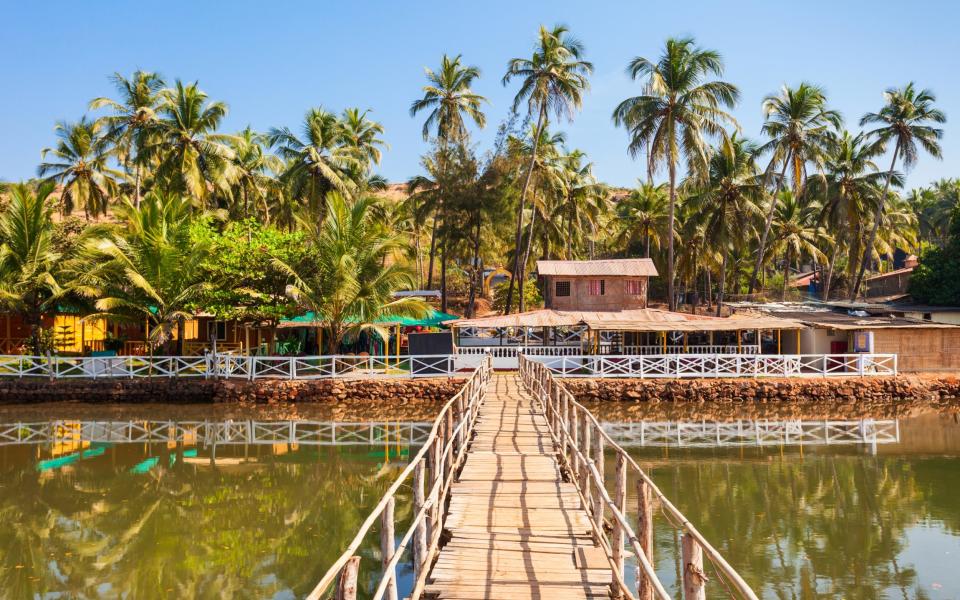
[536,258,658,277]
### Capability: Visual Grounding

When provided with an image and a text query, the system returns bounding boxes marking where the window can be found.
[555,280,571,297]
[625,279,644,295]
[207,321,228,341]
[588,279,605,296]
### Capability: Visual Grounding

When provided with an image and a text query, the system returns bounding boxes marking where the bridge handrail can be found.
[519,354,761,600]
[306,355,492,600]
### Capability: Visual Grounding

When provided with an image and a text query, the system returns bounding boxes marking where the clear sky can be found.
[2,0,957,189]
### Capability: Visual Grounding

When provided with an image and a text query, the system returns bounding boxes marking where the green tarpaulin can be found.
[279,309,459,328]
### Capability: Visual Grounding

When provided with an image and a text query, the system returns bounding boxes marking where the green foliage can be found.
[909,208,960,305]
[493,279,541,313]
[192,218,308,323]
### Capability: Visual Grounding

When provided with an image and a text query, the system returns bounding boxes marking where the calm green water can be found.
[0,411,957,599]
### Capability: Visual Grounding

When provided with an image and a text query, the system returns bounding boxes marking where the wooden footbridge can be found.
[308,356,760,600]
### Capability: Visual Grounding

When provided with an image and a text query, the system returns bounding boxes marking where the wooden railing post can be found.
[381,497,398,600]
[611,452,627,598]
[637,478,654,600]
[580,418,592,516]
[571,409,580,479]
[682,533,707,600]
[592,423,604,520]
[413,460,427,580]
[335,556,360,600]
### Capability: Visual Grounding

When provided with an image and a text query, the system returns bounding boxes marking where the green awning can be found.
[279,309,459,329]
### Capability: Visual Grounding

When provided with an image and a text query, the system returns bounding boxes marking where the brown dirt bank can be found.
[0,377,464,421]
[568,375,960,421]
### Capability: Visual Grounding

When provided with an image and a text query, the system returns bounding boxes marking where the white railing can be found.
[520,355,760,600]
[0,420,434,447]
[455,345,583,358]
[603,419,900,448]
[307,356,492,600]
[620,344,759,355]
[0,353,485,380]
[527,353,898,378]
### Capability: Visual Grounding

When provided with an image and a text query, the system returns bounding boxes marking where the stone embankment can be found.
[568,375,960,420]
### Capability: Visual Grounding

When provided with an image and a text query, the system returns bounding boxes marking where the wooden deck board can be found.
[427,373,607,600]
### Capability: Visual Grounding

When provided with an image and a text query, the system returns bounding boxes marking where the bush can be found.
[492,279,542,313]
[910,207,960,305]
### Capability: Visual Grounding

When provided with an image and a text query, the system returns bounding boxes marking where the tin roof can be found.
[536,259,658,277]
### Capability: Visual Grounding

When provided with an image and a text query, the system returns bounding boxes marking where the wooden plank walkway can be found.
[426,373,612,600]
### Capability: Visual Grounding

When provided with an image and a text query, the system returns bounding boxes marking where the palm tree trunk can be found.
[644,226,651,258]
[134,164,143,208]
[822,243,839,301]
[851,141,901,300]
[440,230,449,313]
[748,159,790,294]
[425,206,440,290]
[715,250,728,317]
[467,212,482,318]
[504,106,546,315]
[667,157,677,311]
[518,207,539,313]
[782,248,791,301]
[176,317,185,356]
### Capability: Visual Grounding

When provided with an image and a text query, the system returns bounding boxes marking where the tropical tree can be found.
[769,191,828,299]
[410,54,487,310]
[613,36,739,311]
[37,117,117,218]
[269,108,361,217]
[339,108,387,169]
[143,81,236,208]
[850,83,946,299]
[502,24,592,313]
[229,127,282,223]
[555,149,607,259]
[683,136,762,313]
[74,192,212,355]
[615,181,669,258]
[273,193,427,353]
[0,183,64,353]
[89,70,165,205]
[748,83,840,294]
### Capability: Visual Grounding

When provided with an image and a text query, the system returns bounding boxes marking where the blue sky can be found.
[2,0,957,189]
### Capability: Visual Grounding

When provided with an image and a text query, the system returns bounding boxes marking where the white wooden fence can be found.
[527,353,897,378]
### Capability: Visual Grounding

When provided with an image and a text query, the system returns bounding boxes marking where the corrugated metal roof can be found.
[536,259,658,277]
[446,308,804,331]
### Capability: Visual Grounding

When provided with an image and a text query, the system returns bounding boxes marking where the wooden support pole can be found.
[796,328,801,353]
[413,460,427,579]
[737,329,741,352]
[571,409,580,479]
[381,497,398,600]
[777,329,781,354]
[682,533,707,600]
[592,424,604,520]
[637,479,654,600]
[611,452,627,598]
[335,556,360,600]
[580,417,592,515]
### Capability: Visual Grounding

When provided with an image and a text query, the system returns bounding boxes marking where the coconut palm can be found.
[0,183,64,353]
[613,37,739,311]
[769,191,828,300]
[340,108,387,169]
[410,54,487,144]
[37,117,117,218]
[89,70,165,205]
[747,83,840,294]
[850,83,946,299]
[555,149,607,259]
[273,193,427,353]
[143,81,236,208]
[502,24,592,313]
[229,127,282,222]
[683,136,763,313]
[74,192,212,355]
[616,181,669,258]
[269,108,360,217]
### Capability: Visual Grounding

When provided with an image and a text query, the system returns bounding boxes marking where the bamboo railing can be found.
[519,354,761,600]
[306,355,492,600]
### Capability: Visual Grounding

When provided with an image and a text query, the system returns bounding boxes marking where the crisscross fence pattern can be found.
[520,354,761,600]
[306,356,492,600]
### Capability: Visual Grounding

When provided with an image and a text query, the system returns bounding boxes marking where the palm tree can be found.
[75,192,212,355]
[748,83,840,294]
[411,54,487,310]
[0,183,64,353]
[616,181,669,258]
[769,191,828,300]
[814,130,891,299]
[229,127,282,223]
[850,83,946,299]
[503,24,592,313]
[555,149,607,259]
[273,193,427,353]
[613,37,738,311]
[340,108,387,170]
[269,108,360,217]
[37,117,117,218]
[89,70,165,205]
[684,136,763,314]
[144,81,236,208]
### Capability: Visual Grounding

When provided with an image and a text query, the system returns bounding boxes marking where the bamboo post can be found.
[611,452,627,598]
[335,556,360,600]
[682,533,707,600]
[592,423,604,520]
[381,497,398,600]
[637,479,654,600]
[796,329,801,353]
[777,329,781,354]
[413,461,427,578]
[571,409,580,479]
[580,417,592,515]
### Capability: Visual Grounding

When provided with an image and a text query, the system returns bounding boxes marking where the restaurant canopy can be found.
[278,309,459,329]
[446,308,804,332]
